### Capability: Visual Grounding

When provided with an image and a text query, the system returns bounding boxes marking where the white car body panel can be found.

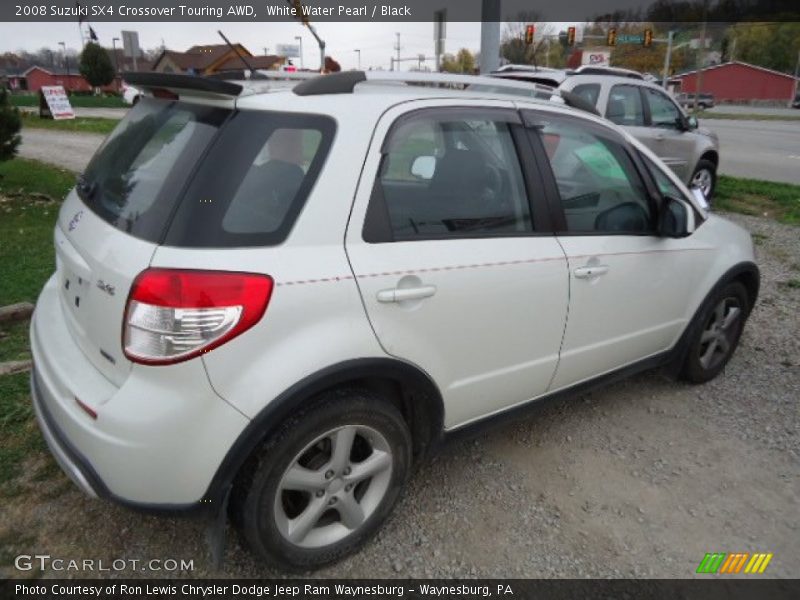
[29,80,757,509]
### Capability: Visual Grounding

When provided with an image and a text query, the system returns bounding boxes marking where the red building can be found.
[23,66,95,92]
[672,61,798,103]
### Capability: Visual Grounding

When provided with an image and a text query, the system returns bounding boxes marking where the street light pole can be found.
[662,30,674,89]
[354,49,361,70]
[112,37,120,90]
[59,42,70,91]
[295,36,304,69]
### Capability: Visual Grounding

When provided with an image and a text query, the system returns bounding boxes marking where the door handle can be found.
[377,285,437,303]
[573,265,609,279]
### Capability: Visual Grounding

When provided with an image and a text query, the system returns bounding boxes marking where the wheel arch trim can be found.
[203,357,444,506]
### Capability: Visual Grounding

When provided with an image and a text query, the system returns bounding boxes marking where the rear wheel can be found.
[691,159,717,202]
[233,388,411,570]
[680,281,748,384]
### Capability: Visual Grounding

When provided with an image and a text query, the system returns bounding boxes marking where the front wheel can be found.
[691,159,717,203]
[680,281,748,384]
[233,388,412,570]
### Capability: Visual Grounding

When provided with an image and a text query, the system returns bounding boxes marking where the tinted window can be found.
[79,99,335,247]
[537,116,653,233]
[164,110,335,247]
[376,114,532,239]
[572,83,601,108]
[79,98,229,242]
[606,85,644,126]
[642,154,684,198]
[645,88,681,129]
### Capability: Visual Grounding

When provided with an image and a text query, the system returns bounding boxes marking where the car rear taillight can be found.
[123,269,273,365]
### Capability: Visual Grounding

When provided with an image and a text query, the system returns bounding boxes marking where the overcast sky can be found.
[0,22,492,70]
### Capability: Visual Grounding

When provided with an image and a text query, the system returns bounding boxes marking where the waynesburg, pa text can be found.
[15,583,515,597]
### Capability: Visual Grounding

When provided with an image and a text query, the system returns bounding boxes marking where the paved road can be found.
[704,119,800,184]
[18,116,800,186]
[707,104,799,118]
[19,129,104,173]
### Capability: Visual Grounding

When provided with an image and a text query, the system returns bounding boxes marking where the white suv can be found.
[31,71,759,570]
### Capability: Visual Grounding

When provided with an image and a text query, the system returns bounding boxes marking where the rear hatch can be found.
[57,94,335,386]
[57,98,230,388]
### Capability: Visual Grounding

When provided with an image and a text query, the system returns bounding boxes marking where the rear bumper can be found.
[30,273,251,511]
[31,368,101,499]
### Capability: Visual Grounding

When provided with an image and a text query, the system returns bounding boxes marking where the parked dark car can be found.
[677,93,716,110]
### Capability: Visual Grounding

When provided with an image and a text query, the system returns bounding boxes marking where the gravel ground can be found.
[18,129,104,173]
[1,211,797,579]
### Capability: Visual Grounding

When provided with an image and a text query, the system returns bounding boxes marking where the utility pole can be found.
[112,37,120,90]
[693,0,708,113]
[479,0,501,73]
[395,33,401,71]
[662,30,674,89]
[263,47,269,56]
[59,42,70,91]
[295,36,304,69]
[793,49,800,107]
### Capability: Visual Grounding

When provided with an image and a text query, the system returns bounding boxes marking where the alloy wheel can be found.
[692,168,714,199]
[273,425,393,548]
[699,297,742,370]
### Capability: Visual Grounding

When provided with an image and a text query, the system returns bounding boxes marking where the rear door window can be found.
[374,112,532,240]
[606,85,645,126]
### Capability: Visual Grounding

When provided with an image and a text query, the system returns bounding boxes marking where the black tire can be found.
[691,158,717,203]
[680,281,749,384]
[131,95,140,106]
[232,387,411,570]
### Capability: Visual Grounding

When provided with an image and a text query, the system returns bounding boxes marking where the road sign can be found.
[39,86,75,120]
[276,43,301,58]
[618,34,644,44]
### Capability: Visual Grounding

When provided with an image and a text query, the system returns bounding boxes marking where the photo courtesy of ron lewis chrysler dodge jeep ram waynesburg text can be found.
[30,70,758,570]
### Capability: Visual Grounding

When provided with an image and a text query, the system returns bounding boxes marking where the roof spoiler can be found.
[121,72,243,97]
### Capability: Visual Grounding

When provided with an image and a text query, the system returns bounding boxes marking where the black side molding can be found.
[121,72,243,97]
[293,71,367,96]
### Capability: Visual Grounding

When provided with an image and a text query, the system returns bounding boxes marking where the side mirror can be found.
[686,115,699,130]
[410,155,436,180]
[658,196,690,238]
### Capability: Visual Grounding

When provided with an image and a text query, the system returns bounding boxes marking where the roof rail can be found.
[122,71,243,96]
[571,66,644,80]
[293,70,556,98]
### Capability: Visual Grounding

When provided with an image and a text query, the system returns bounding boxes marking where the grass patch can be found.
[0,321,31,363]
[696,111,800,121]
[0,159,70,306]
[780,278,800,290]
[11,94,126,108]
[0,373,46,491]
[20,112,118,135]
[715,176,800,226]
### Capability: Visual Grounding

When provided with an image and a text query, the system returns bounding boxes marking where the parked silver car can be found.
[492,67,720,200]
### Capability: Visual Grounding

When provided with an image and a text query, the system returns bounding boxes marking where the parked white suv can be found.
[31,71,759,570]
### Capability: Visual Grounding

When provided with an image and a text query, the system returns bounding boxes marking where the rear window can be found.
[78,98,335,247]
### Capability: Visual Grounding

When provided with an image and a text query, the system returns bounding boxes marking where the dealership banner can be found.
[4,579,800,600]
[3,0,799,23]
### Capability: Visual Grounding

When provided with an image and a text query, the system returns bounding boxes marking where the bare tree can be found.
[501,12,556,67]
